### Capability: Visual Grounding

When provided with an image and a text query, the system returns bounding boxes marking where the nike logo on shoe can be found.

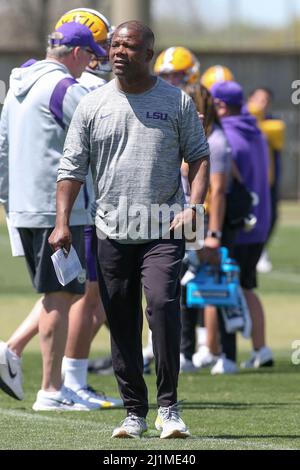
[99,113,111,119]
[7,360,17,379]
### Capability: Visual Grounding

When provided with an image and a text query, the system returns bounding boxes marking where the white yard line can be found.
[0,407,111,431]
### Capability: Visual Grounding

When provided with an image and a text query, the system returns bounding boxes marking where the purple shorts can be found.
[84,225,98,282]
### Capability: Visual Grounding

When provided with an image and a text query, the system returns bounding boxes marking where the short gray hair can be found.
[47,32,74,59]
[46,44,74,59]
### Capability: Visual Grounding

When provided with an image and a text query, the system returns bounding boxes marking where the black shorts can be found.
[233,243,264,289]
[18,226,86,294]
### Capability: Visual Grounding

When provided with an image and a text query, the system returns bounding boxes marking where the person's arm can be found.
[203,129,231,263]
[49,98,90,251]
[206,172,226,242]
[202,172,227,264]
[188,156,210,205]
[48,179,82,252]
[170,94,210,232]
[170,156,209,231]
[62,83,89,128]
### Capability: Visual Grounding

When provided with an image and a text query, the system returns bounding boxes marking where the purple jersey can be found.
[221,113,271,244]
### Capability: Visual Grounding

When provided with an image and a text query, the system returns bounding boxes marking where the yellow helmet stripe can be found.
[161,47,176,72]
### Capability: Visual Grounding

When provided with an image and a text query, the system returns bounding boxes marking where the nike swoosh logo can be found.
[61,399,75,406]
[99,114,111,119]
[7,360,17,379]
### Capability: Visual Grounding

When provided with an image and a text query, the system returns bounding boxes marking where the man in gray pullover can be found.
[0,22,105,410]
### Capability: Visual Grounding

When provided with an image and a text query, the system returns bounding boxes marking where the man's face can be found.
[109,27,152,78]
[248,89,271,114]
[213,99,227,117]
[87,39,110,73]
[73,47,94,78]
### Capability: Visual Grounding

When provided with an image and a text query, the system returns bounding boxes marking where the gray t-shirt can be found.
[58,77,209,242]
[208,125,231,179]
[182,126,231,204]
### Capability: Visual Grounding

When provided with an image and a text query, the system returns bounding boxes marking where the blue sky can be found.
[152,0,300,28]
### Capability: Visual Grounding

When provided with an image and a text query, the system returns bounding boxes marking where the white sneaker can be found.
[112,414,148,438]
[257,251,272,273]
[0,341,24,400]
[32,386,100,411]
[241,346,274,369]
[143,339,154,374]
[211,355,239,375]
[76,385,123,408]
[180,353,198,373]
[142,345,154,363]
[192,346,218,369]
[155,403,190,439]
[143,357,152,375]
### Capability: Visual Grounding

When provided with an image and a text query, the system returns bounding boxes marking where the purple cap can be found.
[211,81,244,106]
[50,22,105,57]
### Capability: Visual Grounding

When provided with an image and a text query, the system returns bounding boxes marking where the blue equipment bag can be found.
[186,247,241,308]
[185,247,252,338]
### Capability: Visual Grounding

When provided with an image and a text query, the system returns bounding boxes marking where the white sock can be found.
[7,346,21,361]
[41,388,63,396]
[62,357,88,392]
[196,327,207,348]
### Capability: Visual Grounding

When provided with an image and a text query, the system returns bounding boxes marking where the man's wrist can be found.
[186,203,205,216]
[206,229,222,240]
[56,212,70,226]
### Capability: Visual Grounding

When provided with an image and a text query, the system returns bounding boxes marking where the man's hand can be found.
[48,225,72,253]
[169,207,195,233]
[197,236,220,265]
[48,179,82,253]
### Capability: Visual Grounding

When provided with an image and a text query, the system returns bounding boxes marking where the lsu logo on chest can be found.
[146,111,168,121]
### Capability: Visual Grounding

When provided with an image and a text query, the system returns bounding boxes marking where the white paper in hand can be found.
[180,269,196,286]
[51,245,83,286]
[6,216,24,257]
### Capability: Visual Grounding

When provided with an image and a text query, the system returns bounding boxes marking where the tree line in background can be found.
[0,0,300,52]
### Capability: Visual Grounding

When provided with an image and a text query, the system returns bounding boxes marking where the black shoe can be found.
[88,356,112,373]
[143,358,152,375]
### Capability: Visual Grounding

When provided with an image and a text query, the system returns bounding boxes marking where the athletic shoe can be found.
[257,251,272,274]
[192,346,218,369]
[88,356,113,375]
[240,346,274,369]
[211,355,239,375]
[111,414,148,438]
[143,357,152,375]
[95,365,114,375]
[143,345,154,360]
[0,341,24,400]
[155,403,190,439]
[143,341,154,375]
[180,353,198,373]
[32,386,100,411]
[76,385,123,408]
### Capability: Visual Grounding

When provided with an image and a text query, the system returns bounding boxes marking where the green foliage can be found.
[154,19,300,51]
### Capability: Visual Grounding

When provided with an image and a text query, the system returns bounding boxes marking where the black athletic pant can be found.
[97,237,185,418]
[180,283,204,360]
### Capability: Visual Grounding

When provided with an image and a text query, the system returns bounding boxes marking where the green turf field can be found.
[0,203,300,450]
